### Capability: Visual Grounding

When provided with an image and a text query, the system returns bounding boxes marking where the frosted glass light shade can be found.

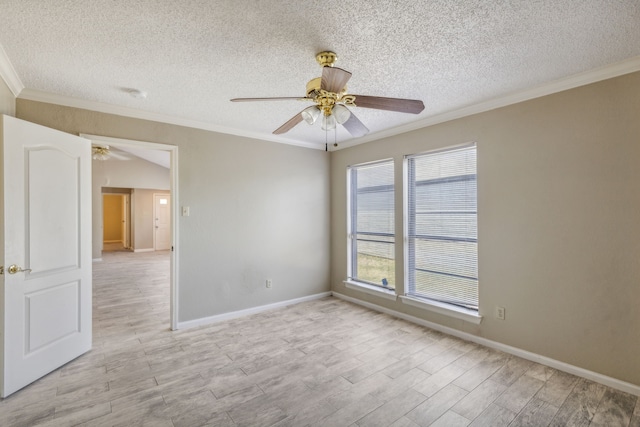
[321,114,336,131]
[333,104,351,124]
[301,106,320,125]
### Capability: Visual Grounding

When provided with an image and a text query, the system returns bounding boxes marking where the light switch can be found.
[182,206,190,217]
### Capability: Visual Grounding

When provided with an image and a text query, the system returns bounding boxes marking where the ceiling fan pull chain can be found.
[325,122,328,152]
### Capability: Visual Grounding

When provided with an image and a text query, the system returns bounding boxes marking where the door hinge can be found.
[0,266,3,275]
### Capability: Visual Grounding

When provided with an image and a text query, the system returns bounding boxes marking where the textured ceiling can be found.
[1,1,640,149]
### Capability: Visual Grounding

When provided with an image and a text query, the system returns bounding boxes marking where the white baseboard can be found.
[332,291,640,397]
[133,248,154,253]
[176,292,332,330]
[92,258,103,262]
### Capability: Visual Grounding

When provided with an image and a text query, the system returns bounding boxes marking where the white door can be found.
[0,115,92,397]
[154,193,171,251]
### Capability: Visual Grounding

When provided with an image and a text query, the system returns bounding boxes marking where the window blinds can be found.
[348,160,395,289]
[406,145,478,309]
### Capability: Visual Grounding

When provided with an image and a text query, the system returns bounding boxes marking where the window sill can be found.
[399,295,483,325]
[343,280,397,301]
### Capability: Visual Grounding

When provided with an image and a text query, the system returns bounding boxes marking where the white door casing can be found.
[80,133,178,330]
[1,115,92,397]
[154,193,171,251]
[124,194,131,249]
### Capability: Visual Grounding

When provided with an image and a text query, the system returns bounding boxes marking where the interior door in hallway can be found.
[0,115,92,397]
[154,193,171,251]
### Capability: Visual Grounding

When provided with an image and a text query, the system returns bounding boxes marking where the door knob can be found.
[7,264,31,274]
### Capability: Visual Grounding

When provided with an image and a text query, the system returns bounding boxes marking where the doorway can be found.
[84,133,179,330]
[103,193,131,251]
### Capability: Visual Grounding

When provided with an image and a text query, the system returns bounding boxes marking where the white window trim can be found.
[343,280,397,301]
[399,295,483,324]
[402,142,480,322]
[346,158,396,289]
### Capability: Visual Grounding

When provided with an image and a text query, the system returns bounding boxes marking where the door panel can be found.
[26,280,79,352]
[1,115,92,398]
[28,147,80,273]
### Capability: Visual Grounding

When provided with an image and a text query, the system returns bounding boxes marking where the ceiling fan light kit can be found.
[231,51,425,145]
[92,145,110,161]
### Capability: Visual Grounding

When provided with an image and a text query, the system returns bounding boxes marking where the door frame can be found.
[81,134,179,330]
[124,193,131,249]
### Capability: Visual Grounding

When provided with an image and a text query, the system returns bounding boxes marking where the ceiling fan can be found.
[231,51,425,140]
[91,145,132,161]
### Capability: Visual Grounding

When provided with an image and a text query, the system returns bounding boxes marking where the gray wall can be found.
[16,100,331,323]
[93,156,170,257]
[330,71,640,387]
[0,78,15,116]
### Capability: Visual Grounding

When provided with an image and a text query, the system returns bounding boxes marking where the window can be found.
[406,144,478,310]
[347,159,395,289]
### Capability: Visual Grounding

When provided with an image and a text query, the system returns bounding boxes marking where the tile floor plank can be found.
[549,378,607,426]
[590,388,637,427]
[451,379,507,420]
[406,384,468,426]
[493,373,544,413]
[468,403,517,427]
[509,397,559,427]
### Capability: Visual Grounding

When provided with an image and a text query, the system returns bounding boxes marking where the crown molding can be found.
[0,43,24,96]
[11,55,640,152]
[335,55,640,151]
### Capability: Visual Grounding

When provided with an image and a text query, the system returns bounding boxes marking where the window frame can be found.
[346,158,397,297]
[402,143,482,324]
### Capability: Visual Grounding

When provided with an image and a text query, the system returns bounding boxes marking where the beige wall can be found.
[0,78,15,116]
[330,71,640,387]
[17,99,331,323]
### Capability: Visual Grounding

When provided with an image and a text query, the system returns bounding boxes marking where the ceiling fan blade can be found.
[231,97,311,102]
[110,152,131,161]
[342,111,369,138]
[321,67,352,93]
[273,111,305,134]
[350,95,425,114]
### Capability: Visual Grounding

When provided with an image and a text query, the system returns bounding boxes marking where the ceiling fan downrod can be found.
[315,51,337,67]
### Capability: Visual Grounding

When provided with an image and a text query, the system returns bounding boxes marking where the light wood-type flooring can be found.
[1,250,638,426]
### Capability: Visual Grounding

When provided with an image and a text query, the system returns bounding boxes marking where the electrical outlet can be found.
[496,306,506,320]
[266,279,272,289]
